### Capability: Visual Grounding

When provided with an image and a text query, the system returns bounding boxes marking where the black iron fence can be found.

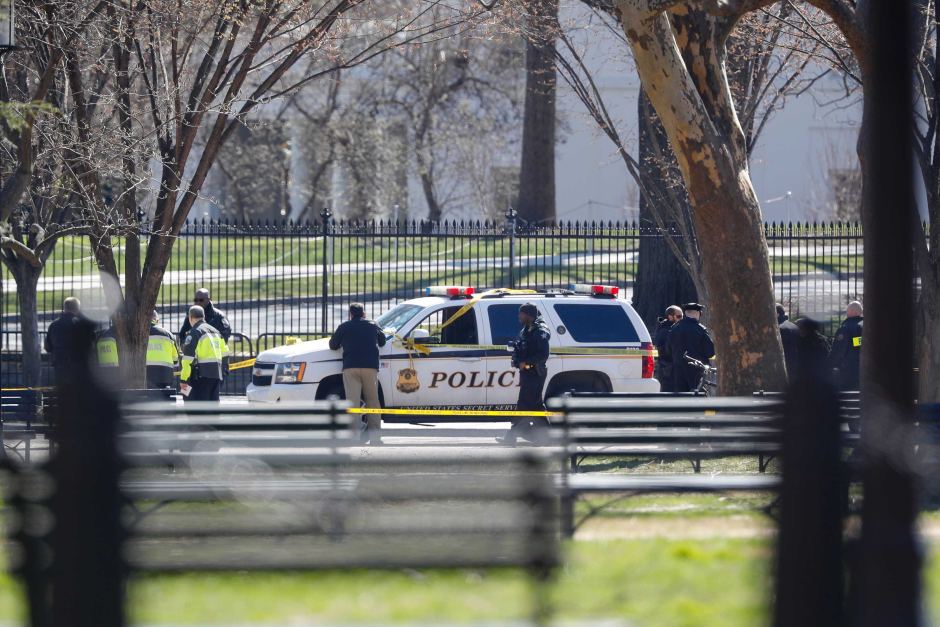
[1,214,867,389]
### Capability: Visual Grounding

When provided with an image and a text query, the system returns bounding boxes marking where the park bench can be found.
[5,400,560,624]
[1,389,52,463]
[551,395,786,473]
[548,396,788,536]
[548,394,864,535]
[560,391,861,471]
[1,388,177,464]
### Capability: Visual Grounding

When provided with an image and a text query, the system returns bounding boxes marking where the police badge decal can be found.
[396,368,420,393]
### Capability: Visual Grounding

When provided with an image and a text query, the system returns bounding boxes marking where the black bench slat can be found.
[565,473,780,492]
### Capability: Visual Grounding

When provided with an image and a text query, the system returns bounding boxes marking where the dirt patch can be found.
[575,515,775,540]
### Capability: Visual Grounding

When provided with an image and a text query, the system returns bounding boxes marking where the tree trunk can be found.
[415,135,442,221]
[917,276,940,403]
[14,263,42,387]
[617,4,786,394]
[114,305,151,390]
[517,0,558,223]
[633,90,698,330]
[420,171,442,222]
[849,27,921,619]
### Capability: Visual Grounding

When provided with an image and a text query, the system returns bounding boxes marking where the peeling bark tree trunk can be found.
[12,264,42,387]
[633,90,698,330]
[517,0,558,223]
[616,3,786,394]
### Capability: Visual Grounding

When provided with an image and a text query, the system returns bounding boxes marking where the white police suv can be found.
[246,285,659,407]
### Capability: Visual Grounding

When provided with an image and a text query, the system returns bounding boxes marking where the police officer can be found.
[146,310,179,389]
[179,288,231,344]
[96,319,120,369]
[777,303,800,377]
[180,305,225,401]
[829,300,863,390]
[498,303,551,446]
[667,303,716,393]
[45,297,84,381]
[654,305,683,392]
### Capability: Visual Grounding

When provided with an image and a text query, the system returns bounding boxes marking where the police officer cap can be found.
[519,303,539,317]
[681,302,704,312]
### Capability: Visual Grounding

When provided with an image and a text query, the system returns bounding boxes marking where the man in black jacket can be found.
[654,306,683,392]
[178,288,232,344]
[45,297,84,382]
[329,303,387,445]
[829,301,863,390]
[795,317,832,381]
[498,303,551,446]
[667,303,716,393]
[777,303,800,378]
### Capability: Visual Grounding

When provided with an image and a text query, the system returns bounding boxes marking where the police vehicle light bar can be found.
[425,285,475,297]
[570,283,619,296]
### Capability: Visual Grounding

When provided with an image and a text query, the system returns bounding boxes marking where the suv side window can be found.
[487,303,541,344]
[410,306,478,344]
[552,304,639,343]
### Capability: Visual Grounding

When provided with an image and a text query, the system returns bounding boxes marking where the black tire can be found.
[544,375,608,400]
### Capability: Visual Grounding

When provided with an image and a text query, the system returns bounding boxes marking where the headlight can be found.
[274,362,306,384]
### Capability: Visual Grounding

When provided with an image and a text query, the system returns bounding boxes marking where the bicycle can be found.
[684,353,718,396]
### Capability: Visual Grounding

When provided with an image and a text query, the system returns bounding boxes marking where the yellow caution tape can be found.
[388,343,655,357]
[228,358,257,371]
[348,407,559,417]
[0,386,55,392]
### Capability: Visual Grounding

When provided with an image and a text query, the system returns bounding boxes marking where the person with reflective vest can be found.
[180,305,225,401]
[147,310,179,389]
[96,321,120,368]
[829,300,863,391]
[179,288,232,374]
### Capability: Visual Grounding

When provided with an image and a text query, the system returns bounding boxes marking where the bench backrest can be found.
[121,452,558,574]
[548,396,786,450]
[0,389,41,427]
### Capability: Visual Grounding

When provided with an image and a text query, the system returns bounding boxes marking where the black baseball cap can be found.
[681,302,704,312]
[519,303,539,317]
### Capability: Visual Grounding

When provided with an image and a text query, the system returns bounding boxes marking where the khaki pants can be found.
[342,368,381,437]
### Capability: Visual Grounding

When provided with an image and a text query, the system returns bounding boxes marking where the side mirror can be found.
[412,336,440,345]
[411,328,430,339]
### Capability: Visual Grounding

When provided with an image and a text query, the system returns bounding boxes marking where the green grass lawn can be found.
[5,534,940,625]
[0,537,772,625]
[4,487,940,626]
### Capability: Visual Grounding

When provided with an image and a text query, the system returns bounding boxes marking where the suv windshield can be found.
[376,304,424,336]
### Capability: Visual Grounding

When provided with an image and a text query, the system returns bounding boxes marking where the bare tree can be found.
[910,0,940,404]
[552,3,831,349]
[1,1,108,385]
[367,27,523,220]
[9,0,486,385]
[517,0,559,222]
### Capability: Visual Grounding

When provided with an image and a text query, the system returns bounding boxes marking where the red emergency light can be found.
[571,283,620,296]
[426,285,475,297]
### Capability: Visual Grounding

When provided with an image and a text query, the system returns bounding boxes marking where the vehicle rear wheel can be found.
[544,373,609,400]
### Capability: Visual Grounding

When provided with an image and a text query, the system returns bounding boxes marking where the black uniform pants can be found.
[507,366,548,443]
[657,362,675,393]
[185,378,221,401]
[673,364,701,393]
[147,366,175,390]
